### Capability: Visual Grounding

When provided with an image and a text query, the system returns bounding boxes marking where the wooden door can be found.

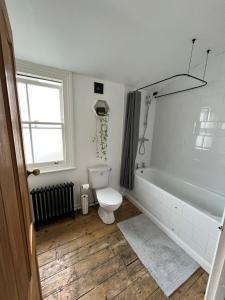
[0,0,41,299]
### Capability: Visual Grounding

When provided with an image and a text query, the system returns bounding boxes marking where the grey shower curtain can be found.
[120,91,141,190]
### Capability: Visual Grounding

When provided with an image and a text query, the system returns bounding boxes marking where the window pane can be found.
[28,84,62,122]
[31,125,64,163]
[22,125,33,164]
[17,82,29,121]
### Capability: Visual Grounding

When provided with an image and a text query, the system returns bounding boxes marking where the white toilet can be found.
[88,165,123,224]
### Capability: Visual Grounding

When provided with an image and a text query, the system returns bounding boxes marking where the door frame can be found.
[205,208,225,299]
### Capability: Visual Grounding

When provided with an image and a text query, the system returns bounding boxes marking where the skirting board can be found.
[125,192,211,273]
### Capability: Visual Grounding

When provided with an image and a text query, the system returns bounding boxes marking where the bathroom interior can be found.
[3,0,225,299]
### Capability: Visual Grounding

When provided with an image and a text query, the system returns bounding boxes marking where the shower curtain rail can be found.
[137,39,210,98]
[137,73,207,99]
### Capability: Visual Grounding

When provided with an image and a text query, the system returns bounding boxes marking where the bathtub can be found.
[126,167,225,272]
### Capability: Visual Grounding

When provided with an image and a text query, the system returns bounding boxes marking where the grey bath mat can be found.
[117,214,199,297]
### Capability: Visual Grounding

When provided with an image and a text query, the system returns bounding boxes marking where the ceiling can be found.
[5,0,225,86]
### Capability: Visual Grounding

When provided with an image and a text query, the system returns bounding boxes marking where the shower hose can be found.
[138,95,152,155]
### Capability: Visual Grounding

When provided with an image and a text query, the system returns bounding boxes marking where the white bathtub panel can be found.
[192,240,207,260]
[127,192,212,272]
[174,209,217,264]
[183,205,220,239]
[182,205,201,226]
[130,168,223,270]
[150,186,164,204]
[170,211,181,232]
[136,168,225,218]
[177,218,194,245]
[205,221,220,241]
[169,195,183,210]
[151,201,162,220]
[147,194,161,212]
[172,201,183,215]
[157,205,172,228]
[149,202,158,216]
[205,237,218,264]
[177,208,216,261]
[160,191,172,210]
[192,227,208,253]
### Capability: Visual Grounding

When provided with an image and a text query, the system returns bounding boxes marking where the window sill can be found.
[37,166,77,175]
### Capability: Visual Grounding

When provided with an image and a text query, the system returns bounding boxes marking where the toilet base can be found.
[98,207,115,224]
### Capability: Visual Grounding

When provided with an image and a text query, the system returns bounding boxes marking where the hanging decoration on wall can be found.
[96,115,109,160]
[93,100,110,160]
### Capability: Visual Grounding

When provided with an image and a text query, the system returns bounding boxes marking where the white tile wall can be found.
[151,52,225,195]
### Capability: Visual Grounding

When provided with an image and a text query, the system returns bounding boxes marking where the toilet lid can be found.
[96,187,122,205]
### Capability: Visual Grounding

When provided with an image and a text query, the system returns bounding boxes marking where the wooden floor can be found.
[36,199,208,300]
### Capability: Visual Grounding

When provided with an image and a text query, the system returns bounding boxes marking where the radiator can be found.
[30,182,75,230]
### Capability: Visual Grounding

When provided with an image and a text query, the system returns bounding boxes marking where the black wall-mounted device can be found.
[96,107,106,116]
[94,82,104,94]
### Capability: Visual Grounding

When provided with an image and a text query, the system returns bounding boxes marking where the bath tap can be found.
[142,162,146,168]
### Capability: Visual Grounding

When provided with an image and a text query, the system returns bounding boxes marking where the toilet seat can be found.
[96,187,122,205]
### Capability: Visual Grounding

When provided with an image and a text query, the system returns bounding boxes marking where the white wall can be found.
[28,74,125,207]
[151,51,225,195]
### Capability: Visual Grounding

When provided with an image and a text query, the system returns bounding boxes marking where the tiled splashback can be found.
[151,51,225,195]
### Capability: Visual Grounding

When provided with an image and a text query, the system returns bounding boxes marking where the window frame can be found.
[16,60,75,173]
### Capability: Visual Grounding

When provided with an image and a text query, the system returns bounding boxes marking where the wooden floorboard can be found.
[36,199,208,299]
